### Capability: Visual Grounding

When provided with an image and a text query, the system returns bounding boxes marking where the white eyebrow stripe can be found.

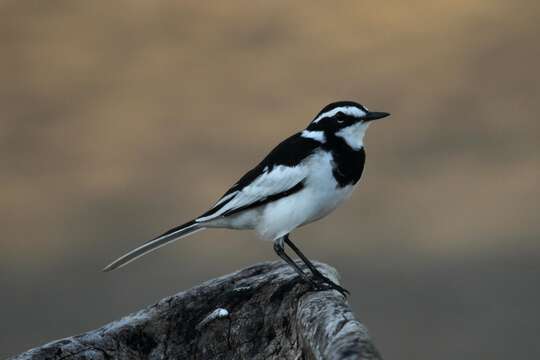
[312,106,367,123]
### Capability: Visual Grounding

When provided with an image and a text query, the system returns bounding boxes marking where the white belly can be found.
[207,151,357,240]
[256,151,355,240]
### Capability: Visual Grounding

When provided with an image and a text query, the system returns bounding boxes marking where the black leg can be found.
[274,240,336,292]
[284,235,350,296]
[284,235,324,277]
[273,238,311,283]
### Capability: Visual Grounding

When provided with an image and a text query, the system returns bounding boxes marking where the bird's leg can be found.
[273,240,331,292]
[284,235,324,277]
[284,235,350,296]
[273,237,313,284]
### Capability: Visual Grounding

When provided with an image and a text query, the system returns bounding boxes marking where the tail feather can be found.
[103,220,204,272]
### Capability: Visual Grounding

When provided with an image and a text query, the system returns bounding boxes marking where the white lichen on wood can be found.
[197,308,230,330]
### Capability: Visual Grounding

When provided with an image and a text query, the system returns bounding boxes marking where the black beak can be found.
[364,111,390,122]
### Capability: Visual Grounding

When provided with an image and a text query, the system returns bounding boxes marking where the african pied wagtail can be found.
[104,101,390,296]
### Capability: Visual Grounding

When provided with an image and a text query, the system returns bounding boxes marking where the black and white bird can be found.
[104,101,390,296]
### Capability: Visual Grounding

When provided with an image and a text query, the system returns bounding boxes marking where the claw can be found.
[308,274,350,297]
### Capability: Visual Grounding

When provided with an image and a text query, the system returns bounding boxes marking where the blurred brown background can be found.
[1,1,539,358]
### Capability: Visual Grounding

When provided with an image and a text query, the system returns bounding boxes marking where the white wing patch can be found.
[196,164,307,222]
[212,191,238,207]
[301,130,326,143]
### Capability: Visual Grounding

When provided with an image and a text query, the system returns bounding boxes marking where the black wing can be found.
[196,132,321,221]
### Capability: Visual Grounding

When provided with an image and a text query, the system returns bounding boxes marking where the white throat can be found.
[335,122,369,150]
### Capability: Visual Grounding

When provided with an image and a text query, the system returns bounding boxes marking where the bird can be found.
[103,101,390,296]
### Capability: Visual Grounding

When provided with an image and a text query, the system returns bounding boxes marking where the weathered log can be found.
[11,261,382,360]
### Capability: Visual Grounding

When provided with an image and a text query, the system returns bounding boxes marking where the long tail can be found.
[102,220,204,272]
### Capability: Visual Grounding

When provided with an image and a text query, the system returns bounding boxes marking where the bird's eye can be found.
[336,112,345,123]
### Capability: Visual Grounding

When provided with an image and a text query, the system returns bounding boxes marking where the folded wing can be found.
[196,164,307,222]
[196,132,321,222]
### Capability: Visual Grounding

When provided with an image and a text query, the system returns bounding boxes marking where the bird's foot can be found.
[307,274,350,297]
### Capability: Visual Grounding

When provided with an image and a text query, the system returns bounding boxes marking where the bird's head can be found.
[304,101,390,149]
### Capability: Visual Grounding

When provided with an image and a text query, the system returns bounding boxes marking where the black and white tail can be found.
[102,220,204,272]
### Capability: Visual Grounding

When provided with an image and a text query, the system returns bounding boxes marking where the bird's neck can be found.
[334,122,369,150]
[323,132,366,187]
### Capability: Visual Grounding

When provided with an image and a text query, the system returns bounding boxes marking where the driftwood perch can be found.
[11,261,382,360]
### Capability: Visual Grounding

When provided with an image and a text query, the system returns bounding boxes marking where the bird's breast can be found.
[269,152,354,224]
[254,149,360,240]
[328,145,366,187]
